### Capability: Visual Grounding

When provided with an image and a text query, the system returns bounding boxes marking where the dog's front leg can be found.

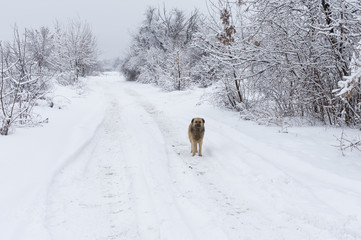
[192,141,197,156]
[198,141,203,156]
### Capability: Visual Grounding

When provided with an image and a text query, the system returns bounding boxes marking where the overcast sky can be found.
[0,0,209,60]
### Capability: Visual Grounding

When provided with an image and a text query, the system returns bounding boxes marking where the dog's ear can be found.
[191,118,194,123]
[202,118,205,123]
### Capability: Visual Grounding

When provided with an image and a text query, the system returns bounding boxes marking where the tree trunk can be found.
[233,71,243,103]
[0,118,11,135]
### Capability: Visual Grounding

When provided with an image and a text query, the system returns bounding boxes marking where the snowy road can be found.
[3,73,361,240]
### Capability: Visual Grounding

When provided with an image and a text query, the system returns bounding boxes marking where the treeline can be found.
[0,19,98,135]
[121,0,361,127]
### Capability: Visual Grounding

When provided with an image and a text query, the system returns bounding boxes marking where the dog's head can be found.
[191,118,205,129]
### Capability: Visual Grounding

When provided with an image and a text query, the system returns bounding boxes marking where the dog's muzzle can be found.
[195,124,201,128]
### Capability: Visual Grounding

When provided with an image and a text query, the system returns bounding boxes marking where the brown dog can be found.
[188,118,205,156]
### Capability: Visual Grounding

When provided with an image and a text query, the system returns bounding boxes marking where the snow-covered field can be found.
[1,72,361,240]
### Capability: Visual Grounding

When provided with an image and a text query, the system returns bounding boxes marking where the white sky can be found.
[0,0,209,60]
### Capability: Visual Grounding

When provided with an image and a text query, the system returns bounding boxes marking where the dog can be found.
[188,118,205,156]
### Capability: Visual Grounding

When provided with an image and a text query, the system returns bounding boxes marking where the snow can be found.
[1,72,361,240]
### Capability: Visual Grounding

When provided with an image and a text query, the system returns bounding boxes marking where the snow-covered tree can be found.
[0,19,99,135]
[0,27,51,135]
[26,26,54,73]
[199,0,361,125]
[196,0,252,110]
[121,6,202,90]
[52,19,98,85]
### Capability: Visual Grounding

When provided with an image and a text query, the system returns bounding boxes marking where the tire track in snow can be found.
[46,76,229,240]
[45,88,138,240]
[195,116,361,239]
